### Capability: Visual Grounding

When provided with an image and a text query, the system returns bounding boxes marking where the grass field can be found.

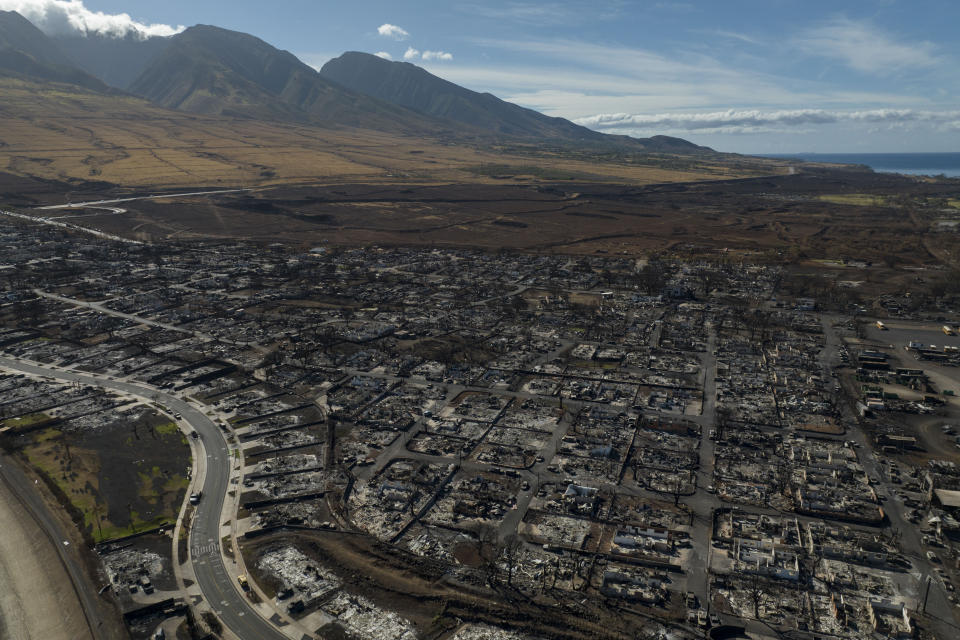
[0,77,787,190]
[0,411,51,430]
[19,410,190,542]
[817,194,891,206]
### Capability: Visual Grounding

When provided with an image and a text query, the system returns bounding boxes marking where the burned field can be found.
[0,376,190,542]
[3,163,960,640]
[23,169,958,265]
[242,532,660,640]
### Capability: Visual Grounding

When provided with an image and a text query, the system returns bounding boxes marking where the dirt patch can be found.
[452,541,484,567]
[56,169,957,266]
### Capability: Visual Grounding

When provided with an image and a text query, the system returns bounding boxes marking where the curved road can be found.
[0,356,288,640]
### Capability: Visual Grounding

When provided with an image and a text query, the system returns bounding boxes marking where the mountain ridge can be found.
[0,11,710,154]
[0,10,110,91]
[319,51,710,153]
[52,31,172,89]
[321,51,610,142]
[126,25,459,135]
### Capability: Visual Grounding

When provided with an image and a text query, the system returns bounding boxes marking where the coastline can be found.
[763,152,960,177]
[0,469,92,640]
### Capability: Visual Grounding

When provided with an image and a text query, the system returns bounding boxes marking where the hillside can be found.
[2,12,709,154]
[126,25,452,135]
[0,75,776,190]
[320,51,611,142]
[0,10,108,91]
[0,12,780,193]
[0,10,70,66]
[52,32,172,89]
[320,51,709,152]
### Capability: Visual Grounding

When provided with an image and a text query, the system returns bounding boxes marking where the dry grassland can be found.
[0,78,785,189]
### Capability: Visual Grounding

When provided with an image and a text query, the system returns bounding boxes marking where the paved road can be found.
[33,289,265,353]
[48,206,128,220]
[33,290,202,337]
[0,357,290,640]
[821,316,959,635]
[0,208,142,244]
[0,451,100,640]
[686,325,719,616]
[35,189,251,210]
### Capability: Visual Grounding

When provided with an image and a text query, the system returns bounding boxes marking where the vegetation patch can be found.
[16,409,190,542]
[817,194,890,207]
[468,164,604,181]
[154,421,181,435]
[0,411,52,430]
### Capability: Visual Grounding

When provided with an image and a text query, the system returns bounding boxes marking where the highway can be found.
[0,208,143,244]
[35,189,251,210]
[0,356,290,640]
[1,189,251,247]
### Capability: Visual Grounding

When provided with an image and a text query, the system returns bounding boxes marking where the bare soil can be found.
[16,169,955,269]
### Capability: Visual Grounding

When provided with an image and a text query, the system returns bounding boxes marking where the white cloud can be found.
[574,108,960,134]
[374,51,392,60]
[425,62,913,120]
[468,36,785,92]
[459,2,573,26]
[421,50,453,61]
[442,36,932,123]
[0,0,183,38]
[459,2,626,26]
[377,23,409,40]
[401,47,453,62]
[712,29,762,45]
[794,18,939,75]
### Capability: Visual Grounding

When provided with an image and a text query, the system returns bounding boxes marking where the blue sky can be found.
[4,0,959,153]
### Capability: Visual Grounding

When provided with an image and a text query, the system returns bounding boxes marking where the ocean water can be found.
[764,152,960,177]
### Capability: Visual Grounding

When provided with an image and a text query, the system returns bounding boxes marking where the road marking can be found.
[192,542,220,557]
